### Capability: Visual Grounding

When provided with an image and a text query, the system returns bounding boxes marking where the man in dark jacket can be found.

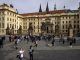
[29,45,34,60]
[0,37,4,48]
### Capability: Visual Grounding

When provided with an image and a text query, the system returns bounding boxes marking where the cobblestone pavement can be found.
[34,49,80,60]
[0,37,80,60]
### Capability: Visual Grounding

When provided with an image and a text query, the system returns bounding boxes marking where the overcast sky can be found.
[0,0,80,13]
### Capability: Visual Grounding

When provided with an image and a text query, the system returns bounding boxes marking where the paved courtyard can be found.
[0,37,80,60]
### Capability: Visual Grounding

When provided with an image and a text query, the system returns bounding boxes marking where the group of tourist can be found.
[0,34,77,60]
[0,35,77,48]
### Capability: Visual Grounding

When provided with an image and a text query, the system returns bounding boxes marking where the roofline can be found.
[20,9,79,16]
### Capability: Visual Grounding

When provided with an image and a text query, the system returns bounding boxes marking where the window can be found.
[55,22,56,24]
[15,15,16,17]
[26,26,27,29]
[69,21,71,23]
[2,12,4,15]
[77,21,79,23]
[15,20,16,22]
[34,18,35,20]
[63,17,64,19]
[38,25,39,29]
[7,23,9,26]
[13,14,15,17]
[2,17,4,20]
[63,21,64,24]
[7,12,9,15]
[0,23,1,28]
[77,15,79,18]
[69,16,71,19]
[2,23,4,28]
[13,24,14,28]
[2,30,4,33]
[17,17,18,20]
[10,24,11,28]
[58,22,59,24]
[26,22,27,25]
[66,25,68,29]
[29,19,30,21]
[74,16,76,19]
[9,12,10,15]
[15,25,16,28]
[13,19,14,22]
[55,17,56,20]
[10,18,11,21]
[23,26,25,29]
[13,14,14,16]
[78,30,79,32]
[10,13,11,15]
[38,22,39,25]
[34,30,35,32]
[38,29,39,32]
[66,21,67,23]
[38,18,39,20]
[63,25,64,29]
[17,26,18,29]
[7,18,9,21]
[0,18,1,21]
[74,21,76,23]
[24,23,25,25]
[77,25,79,29]
[34,26,35,29]
[74,25,76,28]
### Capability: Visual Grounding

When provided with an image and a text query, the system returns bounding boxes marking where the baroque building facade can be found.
[0,3,80,36]
[0,3,23,35]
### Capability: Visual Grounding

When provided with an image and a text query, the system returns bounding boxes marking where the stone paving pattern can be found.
[0,37,80,60]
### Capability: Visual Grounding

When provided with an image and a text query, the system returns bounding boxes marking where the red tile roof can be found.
[20,10,65,16]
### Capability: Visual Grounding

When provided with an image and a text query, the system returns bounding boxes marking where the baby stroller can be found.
[16,53,20,59]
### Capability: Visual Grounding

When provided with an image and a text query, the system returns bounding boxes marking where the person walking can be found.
[29,45,34,60]
[73,38,76,44]
[0,37,2,48]
[52,38,55,46]
[62,38,65,44]
[35,40,38,47]
[69,38,73,48]
[19,48,24,60]
[9,35,12,42]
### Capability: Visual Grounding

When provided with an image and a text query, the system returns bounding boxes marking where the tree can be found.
[28,23,33,35]
[6,26,10,35]
[41,22,46,31]
[10,25,14,35]
[18,25,22,35]
[55,24,59,36]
